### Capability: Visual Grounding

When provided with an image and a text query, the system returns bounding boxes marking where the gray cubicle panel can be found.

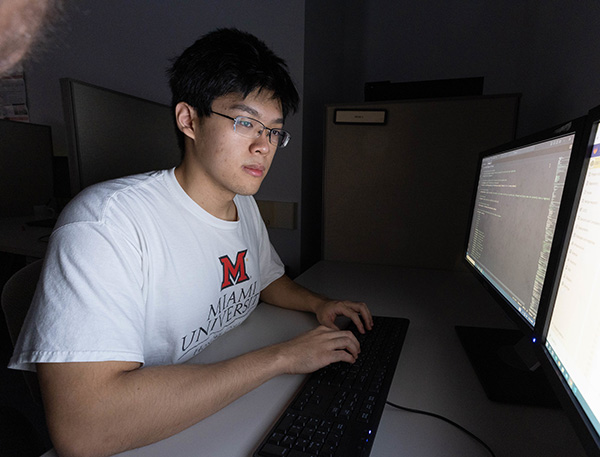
[0,119,54,217]
[323,95,520,270]
[61,79,181,196]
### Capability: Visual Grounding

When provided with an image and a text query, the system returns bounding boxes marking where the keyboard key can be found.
[268,432,285,445]
[288,450,312,457]
[308,440,322,453]
[293,438,310,452]
[276,414,295,433]
[281,435,295,448]
[258,443,289,456]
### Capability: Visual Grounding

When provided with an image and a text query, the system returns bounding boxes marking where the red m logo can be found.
[219,250,250,290]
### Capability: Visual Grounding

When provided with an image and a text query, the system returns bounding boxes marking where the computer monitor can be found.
[535,106,600,457]
[458,117,587,406]
[0,119,54,217]
[61,78,181,196]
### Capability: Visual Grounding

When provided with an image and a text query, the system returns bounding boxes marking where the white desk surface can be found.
[42,261,587,457]
[0,216,51,258]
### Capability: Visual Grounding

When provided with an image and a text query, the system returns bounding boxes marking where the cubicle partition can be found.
[323,95,520,270]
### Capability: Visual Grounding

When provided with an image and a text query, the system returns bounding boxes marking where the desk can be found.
[41,261,586,457]
[0,216,51,258]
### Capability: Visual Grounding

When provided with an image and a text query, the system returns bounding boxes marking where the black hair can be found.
[167,28,300,153]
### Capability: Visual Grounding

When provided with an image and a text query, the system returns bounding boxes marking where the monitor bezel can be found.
[534,106,600,457]
[463,116,587,338]
[60,78,181,197]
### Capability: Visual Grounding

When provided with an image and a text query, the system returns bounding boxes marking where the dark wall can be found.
[301,0,600,271]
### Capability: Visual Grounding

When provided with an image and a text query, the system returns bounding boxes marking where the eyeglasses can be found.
[210,111,291,148]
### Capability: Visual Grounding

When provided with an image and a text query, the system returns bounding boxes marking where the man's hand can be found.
[274,325,361,374]
[315,299,374,334]
[261,276,374,334]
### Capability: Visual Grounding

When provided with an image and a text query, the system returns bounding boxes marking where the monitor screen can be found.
[458,118,586,406]
[539,109,600,456]
[465,124,581,330]
[61,78,181,196]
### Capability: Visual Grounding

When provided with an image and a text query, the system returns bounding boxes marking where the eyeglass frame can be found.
[210,110,291,148]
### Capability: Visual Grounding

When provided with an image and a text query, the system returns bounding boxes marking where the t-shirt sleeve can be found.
[259,239,285,290]
[9,221,146,372]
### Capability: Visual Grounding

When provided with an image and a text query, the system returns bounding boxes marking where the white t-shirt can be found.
[9,168,284,372]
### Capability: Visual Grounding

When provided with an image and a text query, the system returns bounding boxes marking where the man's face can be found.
[185,89,285,202]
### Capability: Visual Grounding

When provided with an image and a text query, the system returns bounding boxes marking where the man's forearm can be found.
[38,276,368,457]
[38,344,287,457]
[38,318,362,457]
[260,274,329,314]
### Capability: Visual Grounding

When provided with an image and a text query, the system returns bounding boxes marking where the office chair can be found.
[1,259,43,403]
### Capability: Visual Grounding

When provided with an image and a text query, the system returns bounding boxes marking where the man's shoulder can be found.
[58,170,170,226]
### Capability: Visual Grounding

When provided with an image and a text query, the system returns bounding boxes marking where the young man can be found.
[9,28,373,457]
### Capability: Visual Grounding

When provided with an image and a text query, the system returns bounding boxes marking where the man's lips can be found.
[243,164,266,177]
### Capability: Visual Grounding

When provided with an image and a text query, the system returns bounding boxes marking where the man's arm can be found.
[260,274,374,333]
[38,323,360,457]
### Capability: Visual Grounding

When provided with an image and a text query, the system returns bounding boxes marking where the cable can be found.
[385,400,497,457]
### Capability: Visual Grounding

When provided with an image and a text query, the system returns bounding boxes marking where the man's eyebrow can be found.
[230,103,284,125]
[230,103,258,116]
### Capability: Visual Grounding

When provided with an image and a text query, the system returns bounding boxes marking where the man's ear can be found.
[175,102,196,141]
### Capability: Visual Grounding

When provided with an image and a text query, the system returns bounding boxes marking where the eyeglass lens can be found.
[234,117,290,148]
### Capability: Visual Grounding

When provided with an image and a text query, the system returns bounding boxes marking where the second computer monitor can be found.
[465,118,585,333]
[459,118,586,406]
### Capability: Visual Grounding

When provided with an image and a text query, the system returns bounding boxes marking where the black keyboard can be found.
[254,315,410,457]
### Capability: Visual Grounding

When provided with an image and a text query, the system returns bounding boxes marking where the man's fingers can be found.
[336,302,372,334]
[292,326,361,369]
[328,330,360,359]
[353,302,374,331]
[347,310,366,334]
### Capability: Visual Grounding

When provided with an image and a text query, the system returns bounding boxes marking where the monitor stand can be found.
[455,326,559,408]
